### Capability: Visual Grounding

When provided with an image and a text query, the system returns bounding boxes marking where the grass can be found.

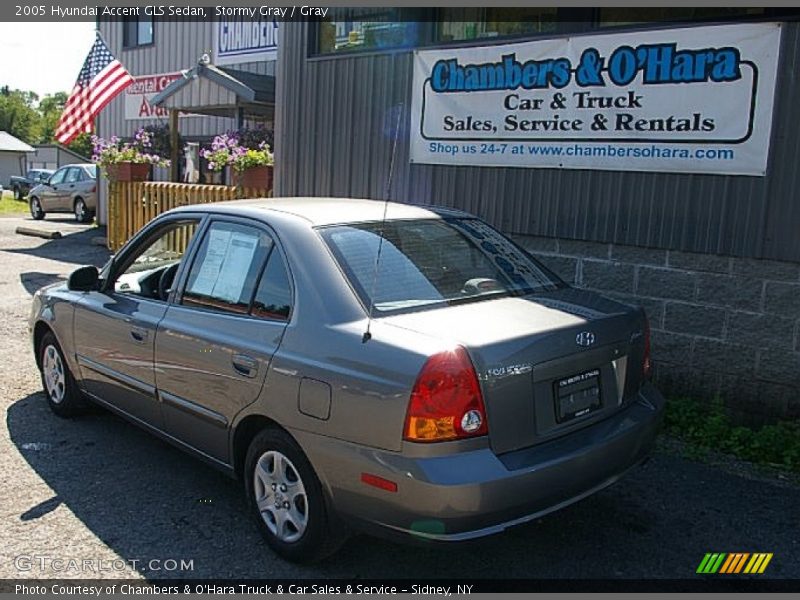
[0,190,28,215]
[664,396,800,473]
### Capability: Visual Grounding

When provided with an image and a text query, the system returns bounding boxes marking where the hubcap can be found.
[31,199,40,216]
[76,201,84,219]
[42,344,66,404]
[253,450,308,543]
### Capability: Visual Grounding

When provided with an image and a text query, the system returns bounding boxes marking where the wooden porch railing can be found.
[107,181,270,251]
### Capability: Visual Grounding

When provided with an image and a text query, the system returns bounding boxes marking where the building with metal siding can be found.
[95,18,277,222]
[27,145,90,170]
[273,18,800,421]
[274,20,800,263]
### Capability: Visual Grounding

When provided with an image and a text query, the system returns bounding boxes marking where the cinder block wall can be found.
[513,235,800,424]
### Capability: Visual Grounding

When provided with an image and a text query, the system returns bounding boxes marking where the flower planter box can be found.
[107,163,150,182]
[237,165,273,190]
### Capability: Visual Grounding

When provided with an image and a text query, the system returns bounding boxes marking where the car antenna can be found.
[363,103,404,344]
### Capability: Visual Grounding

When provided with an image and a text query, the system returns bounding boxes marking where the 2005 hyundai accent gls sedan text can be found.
[30,198,665,562]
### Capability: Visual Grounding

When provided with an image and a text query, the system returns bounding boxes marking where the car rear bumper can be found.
[295,381,665,542]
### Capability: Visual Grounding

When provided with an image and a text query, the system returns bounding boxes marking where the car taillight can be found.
[90,185,96,193]
[643,317,652,379]
[404,346,488,442]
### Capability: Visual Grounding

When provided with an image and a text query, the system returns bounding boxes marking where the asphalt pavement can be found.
[0,214,797,583]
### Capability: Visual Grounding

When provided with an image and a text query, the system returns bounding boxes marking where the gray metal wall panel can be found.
[275,22,800,263]
[97,20,276,141]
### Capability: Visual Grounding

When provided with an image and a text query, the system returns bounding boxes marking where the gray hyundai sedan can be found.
[30,198,664,562]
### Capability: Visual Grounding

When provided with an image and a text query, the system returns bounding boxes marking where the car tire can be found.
[244,428,346,563]
[38,331,87,418]
[30,197,45,220]
[14,186,22,200]
[74,198,92,223]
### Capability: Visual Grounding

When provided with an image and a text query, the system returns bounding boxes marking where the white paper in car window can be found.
[190,228,232,296]
[189,228,259,302]
[211,232,258,302]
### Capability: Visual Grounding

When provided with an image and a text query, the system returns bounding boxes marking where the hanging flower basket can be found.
[106,162,151,182]
[237,165,273,190]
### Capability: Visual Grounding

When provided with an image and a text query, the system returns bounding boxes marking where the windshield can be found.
[321,218,563,313]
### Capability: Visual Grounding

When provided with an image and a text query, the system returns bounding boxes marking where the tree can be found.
[0,86,101,159]
[0,87,41,144]
[37,92,68,142]
[67,132,93,160]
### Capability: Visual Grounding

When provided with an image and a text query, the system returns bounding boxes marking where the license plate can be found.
[554,369,601,423]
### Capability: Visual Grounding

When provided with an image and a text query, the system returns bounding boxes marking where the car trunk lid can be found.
[382,287,647,454]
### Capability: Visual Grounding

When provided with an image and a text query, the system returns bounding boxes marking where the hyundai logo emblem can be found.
[576,331,596,347]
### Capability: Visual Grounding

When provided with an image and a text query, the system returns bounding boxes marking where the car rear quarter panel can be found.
[257,319,448,453]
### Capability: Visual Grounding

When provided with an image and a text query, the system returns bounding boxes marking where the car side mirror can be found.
[67,265,100,292]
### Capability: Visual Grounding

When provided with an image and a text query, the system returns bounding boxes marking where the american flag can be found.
[54,33,133,145]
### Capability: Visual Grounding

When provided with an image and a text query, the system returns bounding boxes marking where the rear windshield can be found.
[321,218,563,313]
[84,165,98,179]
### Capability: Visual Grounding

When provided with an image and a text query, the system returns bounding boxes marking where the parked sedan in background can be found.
[9,168,54,199]
[28,164,97,223]
[29,198,664,562]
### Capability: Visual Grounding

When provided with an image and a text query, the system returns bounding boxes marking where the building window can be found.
[317,8,423,54]
[122,16,154,48]
[597,7,766,28]
[437,8,561,42]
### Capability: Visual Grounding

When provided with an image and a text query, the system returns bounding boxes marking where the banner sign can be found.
[213,19,279,66]
[410,23,782,176]
[124,73,200,120]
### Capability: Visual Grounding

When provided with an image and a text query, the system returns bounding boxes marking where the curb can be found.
[15,227,62,240]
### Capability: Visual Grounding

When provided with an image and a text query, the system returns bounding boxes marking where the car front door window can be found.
[114,221,199,301]
[48,169,66,186]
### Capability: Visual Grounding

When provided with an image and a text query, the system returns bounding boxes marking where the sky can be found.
[0,22,96,99]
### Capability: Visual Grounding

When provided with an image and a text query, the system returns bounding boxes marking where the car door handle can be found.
[232,354,258,378]
[130,327,148,343]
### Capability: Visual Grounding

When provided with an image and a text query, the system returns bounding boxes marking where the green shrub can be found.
[664,397,800,472]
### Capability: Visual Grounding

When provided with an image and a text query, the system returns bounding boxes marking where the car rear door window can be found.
[251,248,292,321]
[182,221,273,315]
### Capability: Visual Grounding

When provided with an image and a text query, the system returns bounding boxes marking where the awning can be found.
[150,60,275,121]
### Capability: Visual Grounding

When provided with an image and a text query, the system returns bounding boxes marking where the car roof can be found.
[175,197,473,227]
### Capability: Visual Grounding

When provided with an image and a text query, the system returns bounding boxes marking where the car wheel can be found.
[244,428,346,563]
[74,198,91,223]
[14,186,22,200]
[38,331,87,418]
[30,197,45,220]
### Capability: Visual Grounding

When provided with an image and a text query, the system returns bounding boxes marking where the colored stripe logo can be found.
[697,552,773,574]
